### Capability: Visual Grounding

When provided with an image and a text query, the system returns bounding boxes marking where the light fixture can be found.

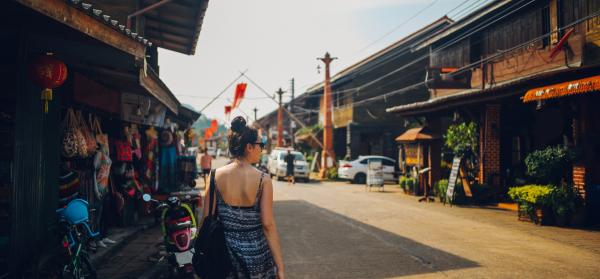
[536,100,544,110]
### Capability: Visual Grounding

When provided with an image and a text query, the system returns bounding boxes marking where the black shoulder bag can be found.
[193,169,232,278]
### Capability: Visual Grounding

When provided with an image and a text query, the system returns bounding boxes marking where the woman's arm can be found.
[202,171,214,220]
[260,177,285,277]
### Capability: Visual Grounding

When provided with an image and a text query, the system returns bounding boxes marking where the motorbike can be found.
[143,194,197,278]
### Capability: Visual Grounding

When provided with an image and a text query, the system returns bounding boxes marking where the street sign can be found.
[445,157,462,205]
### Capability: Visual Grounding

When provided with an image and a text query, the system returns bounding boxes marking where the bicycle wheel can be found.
[61,253,96,279]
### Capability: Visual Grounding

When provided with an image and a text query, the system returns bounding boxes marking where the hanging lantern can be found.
[29,54,68,113]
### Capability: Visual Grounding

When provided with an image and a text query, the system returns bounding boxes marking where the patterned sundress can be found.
[216,173,277,279]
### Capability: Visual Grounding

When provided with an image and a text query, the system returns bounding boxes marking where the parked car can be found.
[338,156,398,184]
[268,148,310,182]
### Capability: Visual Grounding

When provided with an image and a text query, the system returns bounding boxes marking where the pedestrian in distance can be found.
[285,150,295,185]
[199,147,213,187]
[203,116,285,279]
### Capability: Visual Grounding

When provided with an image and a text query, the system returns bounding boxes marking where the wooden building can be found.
[387,0,600,221]
[0,0,208,274]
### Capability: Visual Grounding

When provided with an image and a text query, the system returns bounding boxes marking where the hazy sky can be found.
[158,0,489,125]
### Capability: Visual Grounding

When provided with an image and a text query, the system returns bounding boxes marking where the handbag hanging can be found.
[77,110,97,156]
[61,108,79,158]
[192,170,232,278]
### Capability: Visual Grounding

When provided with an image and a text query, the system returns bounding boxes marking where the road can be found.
[272,179,600,278]
[99,157,600,278]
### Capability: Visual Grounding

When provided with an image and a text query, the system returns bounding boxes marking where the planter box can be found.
[517,203,552,225]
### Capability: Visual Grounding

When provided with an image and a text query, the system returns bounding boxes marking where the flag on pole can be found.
[232,83,247,109]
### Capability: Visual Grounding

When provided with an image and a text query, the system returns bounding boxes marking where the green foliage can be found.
[399,176,417,193]
[295,124,322,137]
[444,122,478,158]
[435,179,449,201]
[326,167,338,180]
[551,185,580,217]
[524,145,573,184]
[508,185,554,206]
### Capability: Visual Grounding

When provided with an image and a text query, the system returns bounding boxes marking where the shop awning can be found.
[522,75,600,103]
[395,127,437,142]
[139,67,180,114]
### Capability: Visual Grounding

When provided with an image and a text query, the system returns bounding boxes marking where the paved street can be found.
[272,180,600,278]
[96,158,600,278]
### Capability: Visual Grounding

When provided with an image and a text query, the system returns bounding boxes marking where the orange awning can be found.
[523,75,600,103]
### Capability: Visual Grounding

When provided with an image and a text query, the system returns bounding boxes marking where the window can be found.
[382,159,396,167]
[482,5,548,57]
[359,159,368,165]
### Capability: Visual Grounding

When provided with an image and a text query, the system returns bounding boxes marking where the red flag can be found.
[204,128,213,140]
[224,105,232,116]
[210,119,218,133]
[232,83,247,109]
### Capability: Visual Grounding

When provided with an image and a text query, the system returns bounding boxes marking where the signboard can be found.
[404,144,423,167]
[367,158,384,189]
[121,92,167,127]
[445,157,462,205]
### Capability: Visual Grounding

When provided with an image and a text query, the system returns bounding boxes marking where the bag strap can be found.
[208,169,217,218]
[254,172,265,208]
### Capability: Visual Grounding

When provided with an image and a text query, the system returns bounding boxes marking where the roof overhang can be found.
[139,66,180,113]
[413,0,512,51]
[395,127,438,142]
[142,0,209,55]
[17,0,146,60]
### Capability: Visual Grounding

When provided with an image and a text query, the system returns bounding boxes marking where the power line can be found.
[356,0,443,54]
[198,69,247,113]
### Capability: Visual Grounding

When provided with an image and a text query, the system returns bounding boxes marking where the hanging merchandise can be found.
[115,140,133,162]
[59,167,80,206]
[159,128,177,193]
[92,116,109,152]
[109,175,125,215]
[77,110,97,156]
[28,53,68,113]
[94,145,112,200]
[144,127,159,191]
[131,124,142,160]
[62,108,87,158]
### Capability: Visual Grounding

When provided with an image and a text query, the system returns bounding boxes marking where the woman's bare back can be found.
[214,162,264,207]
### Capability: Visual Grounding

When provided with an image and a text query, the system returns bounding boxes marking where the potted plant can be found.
[508,185,554,225]
[435,179,449,202]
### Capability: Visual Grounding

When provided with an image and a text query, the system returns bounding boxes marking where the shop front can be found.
[522,74,600,224]
[0,1,203,275]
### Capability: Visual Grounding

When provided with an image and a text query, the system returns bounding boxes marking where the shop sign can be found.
[121,92,166,127]
[404,143,423,167]
[523,75,600,102]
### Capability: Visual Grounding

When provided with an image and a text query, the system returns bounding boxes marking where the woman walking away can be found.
[199,148,213,187]
[203,116,285,279]
[284,150,295,185]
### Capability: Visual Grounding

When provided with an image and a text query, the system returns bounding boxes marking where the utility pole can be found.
[318,52,336,178]
[253,107,258,122]
[289,78,295,149]
[276,88,285,147]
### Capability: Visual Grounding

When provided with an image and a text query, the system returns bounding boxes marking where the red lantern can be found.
[29,54,68,113]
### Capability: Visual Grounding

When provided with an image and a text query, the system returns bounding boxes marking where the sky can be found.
[158,0,491,125]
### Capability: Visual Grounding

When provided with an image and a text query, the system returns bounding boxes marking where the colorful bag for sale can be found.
[115,140,133,162]
[77,110,97,156]
[61,108,80,158]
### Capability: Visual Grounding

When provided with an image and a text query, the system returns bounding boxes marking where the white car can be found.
[268,149,310,182]
[338,156,397,184]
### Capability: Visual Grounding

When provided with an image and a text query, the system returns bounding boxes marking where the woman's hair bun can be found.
[230,116,247,133]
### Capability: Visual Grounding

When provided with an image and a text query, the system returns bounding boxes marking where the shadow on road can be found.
[276,200,478,278]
